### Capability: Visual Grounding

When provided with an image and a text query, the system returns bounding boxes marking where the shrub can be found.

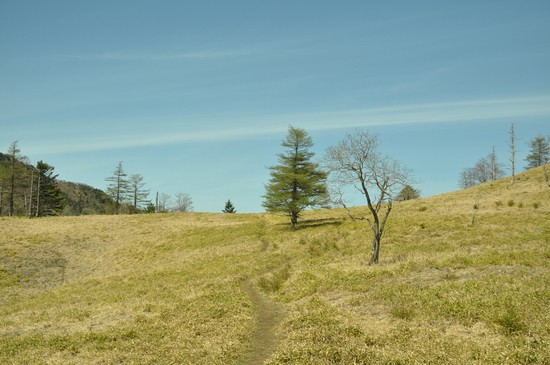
[508,200,515,207]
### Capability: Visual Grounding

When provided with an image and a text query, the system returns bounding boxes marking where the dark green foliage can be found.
[262,126,328,229]
[143,203,156,213]
[222,199,237,213]
[396,184,421,200]
[524,134,550,169]
[32,161,64,217]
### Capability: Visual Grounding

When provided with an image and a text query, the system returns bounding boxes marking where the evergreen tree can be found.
[262,126,328,229]
[128,174,150,212]
[33,161,64,217]
[525,134,550,169]
[105,161,129,215]
[397,184,421,200]
[222,199,237,213]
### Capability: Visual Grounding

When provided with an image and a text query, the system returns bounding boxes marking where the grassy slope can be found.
[0,166,549,364]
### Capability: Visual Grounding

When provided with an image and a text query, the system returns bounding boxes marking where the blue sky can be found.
[1,1,549,213]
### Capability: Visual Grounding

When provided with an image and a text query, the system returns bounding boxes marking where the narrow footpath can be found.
[239,280,285,365]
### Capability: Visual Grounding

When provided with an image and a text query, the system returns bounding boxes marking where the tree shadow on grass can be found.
[291,218,345,230]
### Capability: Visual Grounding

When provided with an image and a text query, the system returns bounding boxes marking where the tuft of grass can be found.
[389,305,415,320]
[494,308,527,335]
[258,264,292,293]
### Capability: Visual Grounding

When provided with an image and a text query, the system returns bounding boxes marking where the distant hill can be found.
[57,180,114,215]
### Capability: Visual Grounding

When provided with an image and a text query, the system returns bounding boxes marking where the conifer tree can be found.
[105,161,129,215]
[262,126,328,229]
[33,161,64,217]
[525,134,550,169]
[222,199,237,213]
[397,184,421,200]
[128,174,150,212]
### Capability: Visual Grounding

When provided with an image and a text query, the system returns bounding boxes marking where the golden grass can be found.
[0,166,549,364]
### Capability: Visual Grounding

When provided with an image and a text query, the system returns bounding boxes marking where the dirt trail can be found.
[240,280,285,365]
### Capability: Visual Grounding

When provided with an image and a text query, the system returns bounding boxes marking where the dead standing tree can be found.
[324,130,416,264]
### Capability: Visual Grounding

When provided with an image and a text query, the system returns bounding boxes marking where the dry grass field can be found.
[1,166,549,364]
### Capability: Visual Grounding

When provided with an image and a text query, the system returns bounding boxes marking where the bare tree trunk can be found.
[35,174,41,217]
[28,169,34,218]
[370,233,381,264]
[508,123,518,185]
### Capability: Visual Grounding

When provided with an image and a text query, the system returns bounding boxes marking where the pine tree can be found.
[397,185,421,200]
[222,199,237,213]
[33,161,64,217]
[525,134,550,169]
[128,174,150,213]
[262,126,328,229]
[105,161,129,215]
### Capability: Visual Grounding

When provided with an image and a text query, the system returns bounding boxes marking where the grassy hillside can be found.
[1,166,549,364]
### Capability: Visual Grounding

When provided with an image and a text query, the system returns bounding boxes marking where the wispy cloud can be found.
[61,50,254,61]
[52,38,314,62]
[21,95,550,155]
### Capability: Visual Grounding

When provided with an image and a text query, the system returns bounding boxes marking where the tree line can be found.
[0,142,195,216]
[104,161,193,214]
[458,124,550,189]
[0,141,64,217]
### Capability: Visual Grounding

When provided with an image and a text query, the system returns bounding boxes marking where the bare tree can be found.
[458,167,477,189]
[173,193,194,212]
[4,141,30,216]
[324,130,416,264]
[459,150,505,189]
[507,123,519,184]
[489,146,505,181]
[157,193,172,213]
